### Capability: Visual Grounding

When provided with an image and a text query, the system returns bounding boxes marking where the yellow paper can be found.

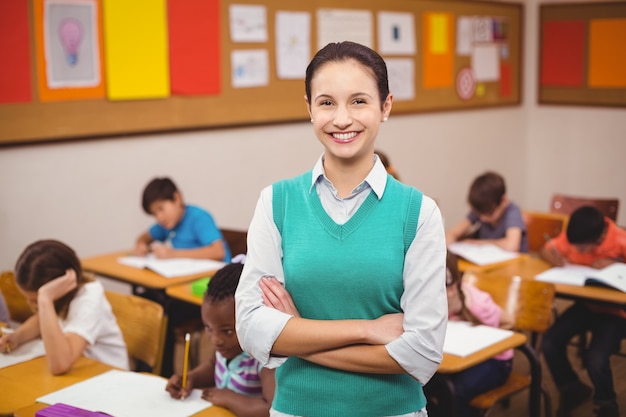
[429,13,449,54]
[103,0,170,100]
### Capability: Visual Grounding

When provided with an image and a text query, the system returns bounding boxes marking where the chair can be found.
[550,194,619,222]
[105,290,167,374]
[0,271,33,323]
[464,273,556,417]
[220,228,248,257]
[522,210,568,253]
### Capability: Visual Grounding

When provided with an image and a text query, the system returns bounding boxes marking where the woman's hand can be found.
[365,313,404,345]
[260,276,300,317]
[37,269,78,304]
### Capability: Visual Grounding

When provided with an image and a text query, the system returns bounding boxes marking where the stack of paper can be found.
[444,321,514,357]
[118,255,226,278]
[37,369,211,417]
[448,242,520,266]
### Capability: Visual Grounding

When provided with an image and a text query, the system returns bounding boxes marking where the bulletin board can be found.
[538,2,626,107]
[0,0,522,146]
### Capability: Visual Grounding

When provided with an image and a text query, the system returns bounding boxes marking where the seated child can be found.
[425,252,513,417]
[446,171,528,252]
[0,240,128,374]
[540,206,626,417]
[166,263,275,416]
[134,177,231,262]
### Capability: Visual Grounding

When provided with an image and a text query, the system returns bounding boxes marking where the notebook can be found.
[584,263,626,292]
[448,242,520,266]
[117,254,225,278]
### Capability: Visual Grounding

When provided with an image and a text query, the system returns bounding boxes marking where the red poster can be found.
[540,20,585,87]
[0,0,32,104]
[168,0,221,95]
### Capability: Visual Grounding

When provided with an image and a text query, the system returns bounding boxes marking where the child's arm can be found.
[446,218,474,245]
[202,367,276,417]
[37,270,88,375]
[134,231,154,256]
[166,359,216,399]
[152,240,226,261]
[0,314,41,353]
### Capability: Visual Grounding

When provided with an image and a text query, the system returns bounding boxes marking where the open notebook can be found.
[37,369,211,417]
[117,255,226,278]
[448,242,520,266]
[584,262,626,292]
[536,263,626,292]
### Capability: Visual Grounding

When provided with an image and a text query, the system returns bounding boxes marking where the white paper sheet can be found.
[585,262,626,292]
[275,11,310,80]
[37,369,211,417]
[444,321,514,357]
[117,255,226,278]
[535,265,597,286]
[231,49,269,88]
[377,11,416,55]
[448,242,519,266]
[471,43,500,81]
[229,4,267,42]
[386,58,415,101]
[317,9,373,50]
[0,338,46,369]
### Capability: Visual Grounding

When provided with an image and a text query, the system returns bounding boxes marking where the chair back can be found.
[220,228,248,257]
[550,193,619,222]
[0,271,33,323]
[522,210,568,253]
[105,290,167,374]
[465,273,555,335]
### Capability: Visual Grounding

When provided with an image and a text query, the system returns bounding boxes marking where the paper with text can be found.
[37,369,211,417]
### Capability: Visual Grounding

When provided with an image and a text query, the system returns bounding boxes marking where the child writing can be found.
[446,171,528,253]
[134,177,231,262]
[540,206,626,417]
[0,240,128,374]
[166,262,275,417]
[443,252,513,417]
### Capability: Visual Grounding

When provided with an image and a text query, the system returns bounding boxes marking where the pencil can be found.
[182,332,191,390]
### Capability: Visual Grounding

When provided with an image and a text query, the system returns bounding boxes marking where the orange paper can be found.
[588,18,626,88]
[423,12,453,89]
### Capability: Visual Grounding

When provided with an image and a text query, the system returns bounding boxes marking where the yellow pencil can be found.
[182,333,191,391]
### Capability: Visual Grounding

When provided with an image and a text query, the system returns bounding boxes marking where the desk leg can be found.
[519,343,542,417]
[424,374,458,417]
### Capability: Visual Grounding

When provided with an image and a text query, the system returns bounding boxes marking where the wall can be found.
[0,0,624,271]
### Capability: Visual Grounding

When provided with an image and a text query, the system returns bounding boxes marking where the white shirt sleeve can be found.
[235,185,292,368]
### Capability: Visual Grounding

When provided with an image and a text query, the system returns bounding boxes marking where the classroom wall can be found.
[0,0,624,271]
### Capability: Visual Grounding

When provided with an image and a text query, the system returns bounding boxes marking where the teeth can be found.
[332,132,357,141]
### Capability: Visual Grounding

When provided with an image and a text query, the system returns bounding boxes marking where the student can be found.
[446,171,528,253]
[235,41,447,417]
[0,240,128,374]
[425,252,513,417]
[540,206,626,417]
[134,177,231,262]
[375,149,401,181]
[166,263,275,417]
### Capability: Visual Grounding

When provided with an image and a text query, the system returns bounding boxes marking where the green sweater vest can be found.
[271,171,425,417]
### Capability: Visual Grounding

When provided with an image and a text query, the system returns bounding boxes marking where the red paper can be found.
[0,0,32,104]
[499,62,512,97]
[168,0,221,95]
[540,20,585,87]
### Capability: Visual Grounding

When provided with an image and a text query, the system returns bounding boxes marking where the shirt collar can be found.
[310,154,388,200]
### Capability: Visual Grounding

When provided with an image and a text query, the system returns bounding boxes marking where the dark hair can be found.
[14,239,92,318]
[446,251,481,325]
[204,262,244,303]
[305,41,389,109]
[142,177,179,214]
[566,206,606,244]
[468,171,506,215]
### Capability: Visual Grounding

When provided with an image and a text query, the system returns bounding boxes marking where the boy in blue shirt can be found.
[134,177,231,262]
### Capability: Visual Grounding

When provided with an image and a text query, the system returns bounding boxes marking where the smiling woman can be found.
[235,41,447,417]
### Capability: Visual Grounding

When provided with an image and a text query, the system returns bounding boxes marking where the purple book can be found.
[36,403,111,417]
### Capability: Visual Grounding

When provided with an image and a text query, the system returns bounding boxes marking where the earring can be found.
[310,118,314,123]
[383,117,388,122]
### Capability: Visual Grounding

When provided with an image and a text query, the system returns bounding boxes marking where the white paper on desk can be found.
[118,255,226,278]
[0,338,45,369]
[448,242,519,266]
[444,321,514,357]
[535,265,597,286]
[37,369,211,417]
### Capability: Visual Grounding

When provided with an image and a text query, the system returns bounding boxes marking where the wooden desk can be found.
[457,256,521,274]
[166,280,204,305]
[14,401,235,417]
[81,251,213,290]
[0,356,112,416]
[478,255,626,306]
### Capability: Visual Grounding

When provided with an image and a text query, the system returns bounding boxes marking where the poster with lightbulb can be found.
[35,0,105,102]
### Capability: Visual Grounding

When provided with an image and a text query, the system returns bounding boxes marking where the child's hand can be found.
[260,276,300,317]
[165,373,195,399]
[202,387,234,407]
[37,269,78,304]
[151,243,174,259]
[134,242,149,256]
[366,313,404,345]
[0,332,18,354]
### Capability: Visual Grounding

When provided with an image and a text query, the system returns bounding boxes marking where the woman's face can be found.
[306,59,392,165]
